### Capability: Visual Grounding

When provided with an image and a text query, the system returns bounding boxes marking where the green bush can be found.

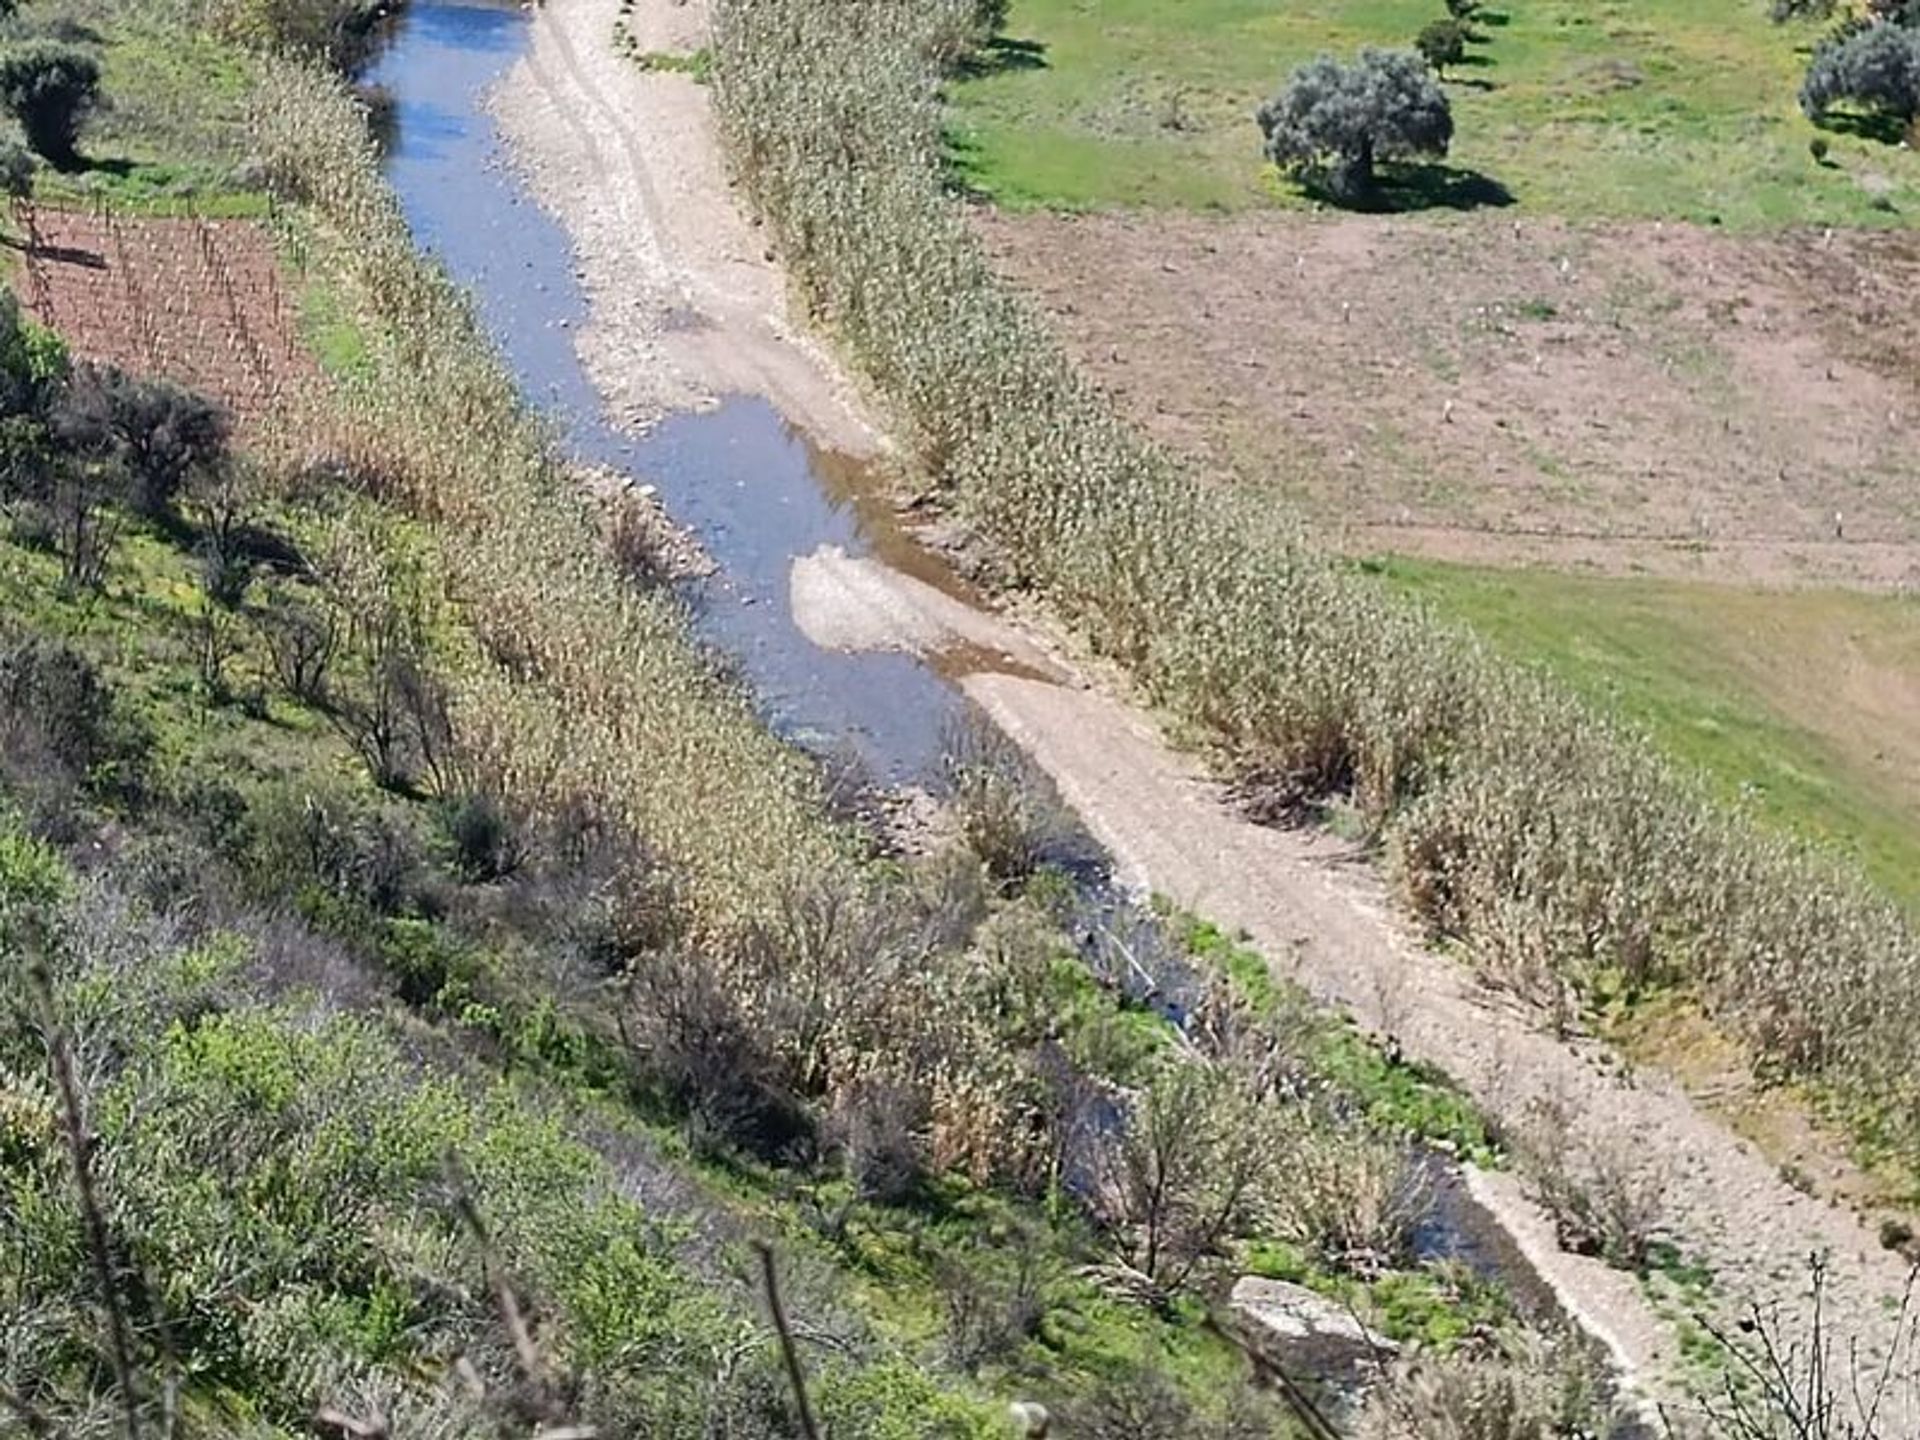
[0,41,102,163]
[1416,18,1470,75]
[207,0,391,68]
[53,364,232,519]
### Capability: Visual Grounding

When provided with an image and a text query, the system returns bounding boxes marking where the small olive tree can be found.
[1257,48,1453,203]
[1801,22,1920,132]
[1416,18,1469,77]
[0,43,103,165]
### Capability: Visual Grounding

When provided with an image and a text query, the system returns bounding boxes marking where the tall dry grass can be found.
[706,0,1920,1154]
[247,59,842,936]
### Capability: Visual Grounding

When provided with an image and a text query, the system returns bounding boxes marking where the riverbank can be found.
[480,0,1920,1416]
[487,0,871,450]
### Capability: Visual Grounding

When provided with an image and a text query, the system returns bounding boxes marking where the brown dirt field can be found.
[12,206,321,441]
[977,210,1920,588]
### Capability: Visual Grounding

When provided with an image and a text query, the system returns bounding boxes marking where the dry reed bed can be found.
[707,0,1920,1155]
[246,59,841,934]
[242,60,1064,1181]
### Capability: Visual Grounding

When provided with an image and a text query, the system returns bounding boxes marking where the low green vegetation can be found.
[0,0,271,211]
[1376,557,1920,915]
[1171,910,1498,1167]
[946,0,1920,224]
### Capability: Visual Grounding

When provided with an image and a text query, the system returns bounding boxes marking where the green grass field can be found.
[948,0,1920,226]
[1377,558,1920,913]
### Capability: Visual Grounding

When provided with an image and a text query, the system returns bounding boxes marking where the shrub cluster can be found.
[706,0,1920,1155]
[204,0,393,69]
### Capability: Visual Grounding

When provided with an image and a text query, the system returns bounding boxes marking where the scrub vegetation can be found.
[0,0,1621,1434]
[707,0,1920,1193]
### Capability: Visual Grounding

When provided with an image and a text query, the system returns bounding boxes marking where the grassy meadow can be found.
[1377,559,1920,915]
[948,0,1920,225]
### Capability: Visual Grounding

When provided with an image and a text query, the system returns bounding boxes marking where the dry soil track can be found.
[492,0,1920,1419]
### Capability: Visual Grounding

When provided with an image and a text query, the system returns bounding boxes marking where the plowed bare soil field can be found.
[980,209,1920,589]
[14,206,319,439]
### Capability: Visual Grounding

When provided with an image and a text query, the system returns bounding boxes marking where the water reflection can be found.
[364,2,970,781]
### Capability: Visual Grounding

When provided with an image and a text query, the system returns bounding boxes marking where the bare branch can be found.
[754,1241,822,1440]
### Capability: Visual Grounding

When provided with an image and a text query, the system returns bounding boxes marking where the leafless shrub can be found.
[1052,1369,1281,1440]
[621,945,813,1161]
[1674,1255,1920,1440]
[253,583,338,704]
[829,1077,929,1205]
[246,784,428,917]
[938,1245,1051,1371]
[44,468,121,592]
[314,559,459,797]
[1265,1121,1430,1279]
[1512,1096,1667,1273]
[1358,1328,1619,1440]
[1092,1057,1286,1300]
[741,875,909,1095]
[185,462,259,610]
[190,597,242,702]
[434,791,527,885]
[24,954,145,1440]
[943,711,1063,887]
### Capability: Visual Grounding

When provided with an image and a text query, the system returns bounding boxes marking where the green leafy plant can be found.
[0,42,102,164]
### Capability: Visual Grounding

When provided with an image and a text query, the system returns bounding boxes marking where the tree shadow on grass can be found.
[957,35,1048,79]
[1302,162,1515,213]
[941,126,995,202]
[1815,110,1913,146]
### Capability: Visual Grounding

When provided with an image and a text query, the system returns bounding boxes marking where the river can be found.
[362,0,1601,1384]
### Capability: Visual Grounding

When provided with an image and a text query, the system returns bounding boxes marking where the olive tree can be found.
[0,43,102,165]
[51,365,231,518]
[1801,22,1920,130]
[1257,49,1453,203]
[1416,18,1469,77]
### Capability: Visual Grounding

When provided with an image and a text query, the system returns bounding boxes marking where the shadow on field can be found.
[1817,110,1914,147]
[3,236,107,268]
[1305,163,1516,213]
[960,35,1048,78]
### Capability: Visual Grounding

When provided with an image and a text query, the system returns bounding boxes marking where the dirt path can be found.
[967,672,1917,1417]
[489,0,874,451]
[492,0,1919,1417]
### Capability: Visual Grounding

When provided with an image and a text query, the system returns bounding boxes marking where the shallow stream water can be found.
[367,0,1583,1352]
[365,1,967,783]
